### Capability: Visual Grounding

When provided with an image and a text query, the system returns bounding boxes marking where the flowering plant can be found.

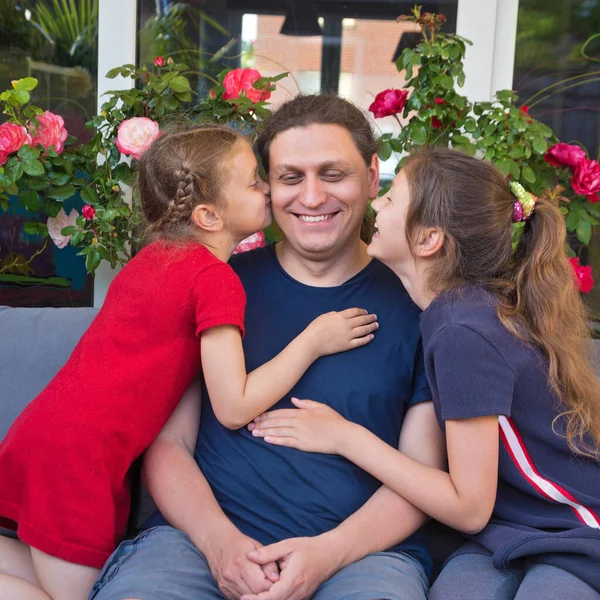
[373,4,598,292]
[1,63,287,274]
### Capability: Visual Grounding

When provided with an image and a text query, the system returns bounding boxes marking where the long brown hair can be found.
[138,124,244,241]
[403,146,600,460]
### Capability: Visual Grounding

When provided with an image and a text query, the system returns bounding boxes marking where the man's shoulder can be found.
[229,245,274,276]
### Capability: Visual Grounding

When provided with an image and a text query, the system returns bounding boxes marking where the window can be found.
[513,0,600,315]
[0,1,98,306]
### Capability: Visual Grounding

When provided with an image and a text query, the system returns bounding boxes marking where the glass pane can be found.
[513,0,600,315]
[137,1,458,185]
[0,1,98,307]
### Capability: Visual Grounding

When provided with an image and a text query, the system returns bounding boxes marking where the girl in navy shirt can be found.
[249,147,600,599]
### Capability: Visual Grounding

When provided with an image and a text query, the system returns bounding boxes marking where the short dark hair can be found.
[255,94,378,171]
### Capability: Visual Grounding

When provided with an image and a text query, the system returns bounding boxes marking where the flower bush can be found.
[0,64,287,273]
[372,5,598,292]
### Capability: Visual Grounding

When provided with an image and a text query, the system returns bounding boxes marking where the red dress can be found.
[0,242,245,568]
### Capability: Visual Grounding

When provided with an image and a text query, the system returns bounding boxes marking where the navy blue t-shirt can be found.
[191,245,431,572]
[420,286,600,591]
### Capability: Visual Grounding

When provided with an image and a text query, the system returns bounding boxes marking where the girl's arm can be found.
[200,308,378,430]
[250,399,499,534]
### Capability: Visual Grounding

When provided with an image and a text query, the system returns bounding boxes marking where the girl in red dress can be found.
[0,125,378,600]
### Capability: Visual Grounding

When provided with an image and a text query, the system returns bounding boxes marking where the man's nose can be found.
[301,176,327,209]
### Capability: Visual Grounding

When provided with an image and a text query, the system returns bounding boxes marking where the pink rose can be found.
[233,231,266,254]
[0,122,32,165]
[223,68,271,104]
[568,257,594,293]
[571,158,600,202]
[115,117,161,160]
[368,89,409,119]
[154,56,165,67]
[82,205,96,220]
[47,208,79,249]
[29,111,68,155]
[544,143,586,169]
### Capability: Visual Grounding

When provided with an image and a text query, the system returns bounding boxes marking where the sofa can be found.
[0,305,462,576]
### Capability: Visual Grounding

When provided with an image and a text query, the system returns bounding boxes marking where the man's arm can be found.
[142,379,278,599]
[243,401,445,600]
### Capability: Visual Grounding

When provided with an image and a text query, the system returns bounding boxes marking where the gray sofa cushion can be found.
[0,305,157,535]
[0,306,98,441]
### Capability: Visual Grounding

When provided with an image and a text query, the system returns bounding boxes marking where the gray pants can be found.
[89,526,429,600]
[429,545,600,600]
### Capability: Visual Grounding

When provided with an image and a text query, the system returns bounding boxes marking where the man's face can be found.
[268,123,379,260]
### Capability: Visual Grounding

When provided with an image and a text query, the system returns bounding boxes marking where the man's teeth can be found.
[297,214,334,223]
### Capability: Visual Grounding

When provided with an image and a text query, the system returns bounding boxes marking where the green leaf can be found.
[18,145,41,160]
[452,135,471,146]
[20,190,40,212]
[532,137,547,154]
[81,185,101,205]
[15,77,38,91]
[6,160,23,182]
[47,183,76,200]
[495,158,510,177]
[378,140,392,161]
[48,172,71,186]
[114,162,135,186]
[521,164,536,184]
[105,67,124,78]
[22,160,44,176]
[24,222,44,236]
[566,209,580,232]
[14,90,30,104]
[85,250,102,273]
[464,118,477,133]
[169,76,192,93]
[411,121,427,145]
[577,220,592,245]
[61,225,78,236]
[440,75,454,90]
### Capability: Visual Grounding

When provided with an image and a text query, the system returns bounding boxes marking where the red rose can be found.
[519,105,533,123]
[431,116,443,129]
[368,89,409,119]
[82,204,96,220]
[154,56,165,67]
[571,158,600,202]
[544,143,586,170]
[568,257,594,293]
[223,68,270,104]
[0,122,31,166]
[434,97,446,105]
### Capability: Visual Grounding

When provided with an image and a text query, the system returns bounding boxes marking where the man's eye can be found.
[322,171,344,181]
[281,174,301,184]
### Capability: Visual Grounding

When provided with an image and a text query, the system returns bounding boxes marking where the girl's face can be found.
[219,139,273,242]
[367,171,413,272]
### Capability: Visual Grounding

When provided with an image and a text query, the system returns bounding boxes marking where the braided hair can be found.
[138,124,243,241]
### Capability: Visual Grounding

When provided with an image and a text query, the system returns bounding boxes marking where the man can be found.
[90,95,444,600]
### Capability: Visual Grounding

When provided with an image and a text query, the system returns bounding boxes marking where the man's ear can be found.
[191,204,224,232]
[415,227,444,258]
[367,153,380,199]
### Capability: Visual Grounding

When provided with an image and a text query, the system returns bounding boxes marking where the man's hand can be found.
[202,529,279,600]
[240,536,339,600]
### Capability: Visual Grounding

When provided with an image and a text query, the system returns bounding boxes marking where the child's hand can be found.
[248,398,351,454]
[306,308,378,358]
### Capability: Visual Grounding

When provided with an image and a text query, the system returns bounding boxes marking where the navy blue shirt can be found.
[421,286,600,591]
[191,246,431,573]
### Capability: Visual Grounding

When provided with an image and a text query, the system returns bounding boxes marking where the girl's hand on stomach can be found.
[248,398,352,454]
[305,308,378,358]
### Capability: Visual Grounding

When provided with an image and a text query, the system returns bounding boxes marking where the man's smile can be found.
[294,212,340,223]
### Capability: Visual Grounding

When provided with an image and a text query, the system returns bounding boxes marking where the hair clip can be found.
[510,181,537,223]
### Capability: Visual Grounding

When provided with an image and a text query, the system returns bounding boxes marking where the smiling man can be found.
[90,95,444,600]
